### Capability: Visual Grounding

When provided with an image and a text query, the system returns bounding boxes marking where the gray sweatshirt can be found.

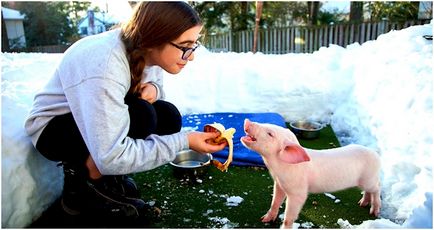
[24,29,189,175]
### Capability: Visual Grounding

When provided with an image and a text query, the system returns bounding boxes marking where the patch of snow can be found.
[208,216,239,228]
[301,221,315,228]
[324,193,336,200]
[337,218,354,229]
[225,196,244,206]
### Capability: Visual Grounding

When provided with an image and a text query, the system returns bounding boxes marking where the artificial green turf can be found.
[131,124,378,228]
[30,124,377,228]
[293,123,341,150]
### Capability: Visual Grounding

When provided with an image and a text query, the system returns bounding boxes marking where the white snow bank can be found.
[1,54,64,227]
[330,25,433,225]
[337,192,432,229]
[1,22,432,227]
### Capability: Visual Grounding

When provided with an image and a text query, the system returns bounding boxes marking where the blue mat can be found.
[182,112,286,167]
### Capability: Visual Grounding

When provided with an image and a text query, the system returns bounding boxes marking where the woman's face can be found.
[146,25,203,74]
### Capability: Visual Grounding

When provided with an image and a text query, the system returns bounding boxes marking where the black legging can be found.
[35,95,182,167]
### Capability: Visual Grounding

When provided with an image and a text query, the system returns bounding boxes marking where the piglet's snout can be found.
[243,119,251,133]
[243,119,256,137]
[242,119,257,143]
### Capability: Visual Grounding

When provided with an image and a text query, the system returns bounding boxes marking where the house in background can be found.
[418,1,433,19]
[1,7,26,48]
[77,10,118,37]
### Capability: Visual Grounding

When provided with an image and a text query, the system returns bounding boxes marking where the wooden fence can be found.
[9,44,71,53]
[27,44,71,53]
[204,19,431,54]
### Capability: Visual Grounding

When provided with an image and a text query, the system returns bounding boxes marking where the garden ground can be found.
[30,124,377,228]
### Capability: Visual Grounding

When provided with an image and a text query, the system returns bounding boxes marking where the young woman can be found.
[25,2,226,219]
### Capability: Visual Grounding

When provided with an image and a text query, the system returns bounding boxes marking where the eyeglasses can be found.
[169,42,200,60]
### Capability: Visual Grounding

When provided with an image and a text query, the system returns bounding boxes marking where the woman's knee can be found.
[153,100,182,135]
[125,95,158,139]
[124,96,181,137]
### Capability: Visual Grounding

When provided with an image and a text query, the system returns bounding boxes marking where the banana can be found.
[204,123,236,172]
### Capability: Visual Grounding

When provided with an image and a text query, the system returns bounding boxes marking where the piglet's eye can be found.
[267,132,274,137]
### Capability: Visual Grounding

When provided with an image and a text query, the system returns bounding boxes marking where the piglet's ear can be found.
[279,142,310,164]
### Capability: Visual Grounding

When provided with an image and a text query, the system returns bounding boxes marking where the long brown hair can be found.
[121,2,202,94]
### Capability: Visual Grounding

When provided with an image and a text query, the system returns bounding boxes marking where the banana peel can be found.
[204,123,236,172]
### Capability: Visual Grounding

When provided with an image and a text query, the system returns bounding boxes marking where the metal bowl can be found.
[289,120,324,139]
[170,149,212,178]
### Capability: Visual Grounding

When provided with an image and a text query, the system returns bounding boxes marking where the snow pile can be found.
[164,43,353,123]
[337,192,433,228]
[1,21,432,228]
[1,54,64,227]
[330,25,433,225]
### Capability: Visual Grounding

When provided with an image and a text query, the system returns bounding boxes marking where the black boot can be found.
[121,175,140,198]
[59,162,88,215]
[59,162,147,219]
[102,175,140,198]
[85,177,146,219]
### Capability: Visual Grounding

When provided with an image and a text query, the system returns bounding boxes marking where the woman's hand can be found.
[137,83,158,103]
[187,131,227,154]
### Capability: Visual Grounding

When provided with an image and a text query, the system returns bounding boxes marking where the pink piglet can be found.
[240,119,381,228]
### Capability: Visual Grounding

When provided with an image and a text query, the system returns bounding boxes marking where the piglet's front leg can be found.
[281,194,308,229]
[262,181,286,222]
